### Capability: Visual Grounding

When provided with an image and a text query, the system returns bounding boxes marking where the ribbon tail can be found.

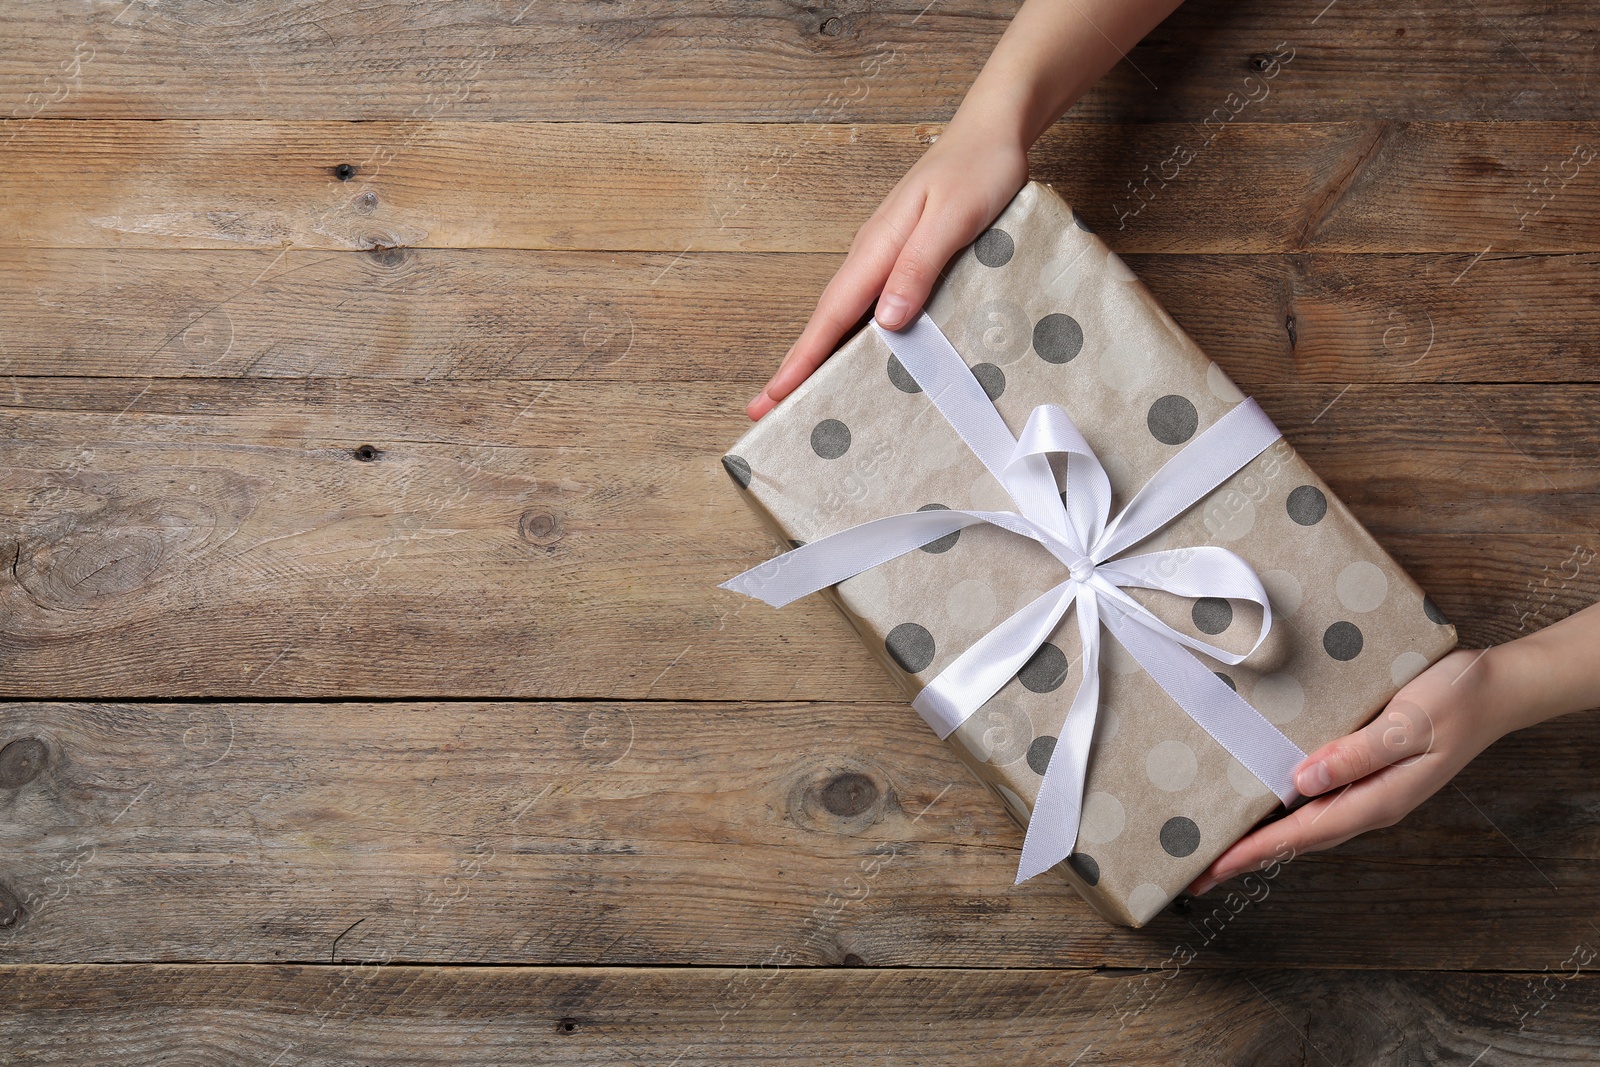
[912,579,1077,738]
[721,509,999,608]
[1102,600,1305,805]
[1015,588,1102,883]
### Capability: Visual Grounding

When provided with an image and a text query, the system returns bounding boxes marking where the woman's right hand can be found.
[747,124,1030,420]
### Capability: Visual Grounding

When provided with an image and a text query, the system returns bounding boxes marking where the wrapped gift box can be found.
[719,181,1457,927]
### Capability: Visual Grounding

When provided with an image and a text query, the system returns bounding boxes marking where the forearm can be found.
[948,0,1186,148]
[1483,600,1600,735]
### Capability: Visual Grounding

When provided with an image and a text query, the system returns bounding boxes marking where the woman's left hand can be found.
[1185,648,1504,897]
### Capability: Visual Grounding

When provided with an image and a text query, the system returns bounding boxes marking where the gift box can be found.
[718,181,1457,927]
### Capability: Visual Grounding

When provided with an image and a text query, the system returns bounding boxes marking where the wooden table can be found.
[3,0,1599,1061]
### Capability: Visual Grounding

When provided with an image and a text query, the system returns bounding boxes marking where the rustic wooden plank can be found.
[6,964,1600,1064]
[4,248,1599,384]
[3,121,1599,253]
[0,378,1594,698]
[2,0,1597,123]
[0,700,1597,969]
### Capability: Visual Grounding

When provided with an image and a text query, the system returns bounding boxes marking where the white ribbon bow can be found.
[722,311,1306,883]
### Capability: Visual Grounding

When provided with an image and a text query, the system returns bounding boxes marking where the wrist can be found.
[1478,639,1562,738]
[941,94,1034,156]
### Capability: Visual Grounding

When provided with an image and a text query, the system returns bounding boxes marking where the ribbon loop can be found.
[722,312,1307,883]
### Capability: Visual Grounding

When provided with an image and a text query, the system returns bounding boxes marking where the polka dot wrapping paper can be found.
[720,181,1458,928]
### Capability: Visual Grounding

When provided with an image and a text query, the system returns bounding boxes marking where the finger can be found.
[1186,762,1419,896]
[873,196,991,331]
[750,196,925,419]
[1293,695,1436,797]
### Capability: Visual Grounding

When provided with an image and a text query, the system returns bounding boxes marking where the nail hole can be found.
[1247,52,1275,72]
[333,163,357,181]
[353,444,381,462]
[558,1017,578,1033]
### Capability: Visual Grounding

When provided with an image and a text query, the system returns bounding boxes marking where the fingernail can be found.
[747,390,776,421]
[1198,866,1241,896]
[875,293,911,329]
[1297,761,1331,795]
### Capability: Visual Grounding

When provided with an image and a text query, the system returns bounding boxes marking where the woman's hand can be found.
[747,125,1028,420]
[743,0,1189,420]
[1186,648,1507,897]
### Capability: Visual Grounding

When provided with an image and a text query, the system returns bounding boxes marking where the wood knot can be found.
[1247,52,1276,72]
[8,469,264,611]
[787,759,889,834]
[352,444,382,462]
[355,190,379,213]
[333,163,357,181]
[0,738,48,789]
[556,1017,579,1034]
[819,15,843,35]
[819,772,878,817]
[840,952,866,967]
[0,883,22,928]
[367,245,408,269]
[520,510,564,547]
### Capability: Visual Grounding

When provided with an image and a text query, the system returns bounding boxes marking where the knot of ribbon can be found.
[722,311,1306,884]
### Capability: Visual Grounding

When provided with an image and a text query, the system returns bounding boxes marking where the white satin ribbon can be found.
[722,311,1306,883]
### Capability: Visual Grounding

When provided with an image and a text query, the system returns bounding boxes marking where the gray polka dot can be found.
[1068,851,1100,886]
[1033,313,1084,365]
[1071,211,1095,234]
[1423,596,1449,626]
[1026,734,1057,776]
[810,418,851,460]
[1147,395,1199,445]
[1215,671,1237,692]
[721,454,751,489]
[916,503,960,554]
[1323,621,1364,661]
[1286,485,1327,526]
[1018,642,1069,693]
[970,362,1006,400]
[974,228,1014,267]
[887,354,921,394]
[1191,597,1233,635]
[886,623,936,673]
[1160,815,1200,858]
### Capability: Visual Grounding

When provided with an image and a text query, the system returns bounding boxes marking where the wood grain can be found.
[0,377,1595,698]
[4,248,1599,384]
[4,122,1599,253]
[0,700,1597,969]
[5,0,1599,1055]
[6,964,1600,1063]
[2,0,1597,123]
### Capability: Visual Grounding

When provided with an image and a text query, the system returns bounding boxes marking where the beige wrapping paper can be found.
[721,181,1458,927]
